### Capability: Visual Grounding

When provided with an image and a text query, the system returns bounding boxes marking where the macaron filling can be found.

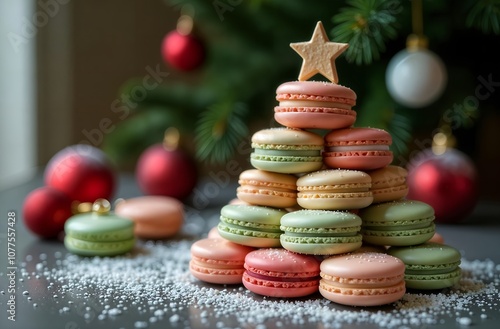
[277,99,353,109]
[244,266,320,282]
[252,148,322,157]
[326,145,390,152]
[219,216,282,236]
[362,215,435,230]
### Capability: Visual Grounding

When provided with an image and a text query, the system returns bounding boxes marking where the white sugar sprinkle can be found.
[15,240,500,328]
[457,317,472,325]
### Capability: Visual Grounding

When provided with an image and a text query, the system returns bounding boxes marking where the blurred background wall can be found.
[1,0,499,202]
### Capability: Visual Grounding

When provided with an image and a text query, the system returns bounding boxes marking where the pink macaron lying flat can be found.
[275,81,357,129]
[243,248,321,298]
[323,127,393,171]
[190,238,256,285]
[319,252,406,306]
[114,196,184,240]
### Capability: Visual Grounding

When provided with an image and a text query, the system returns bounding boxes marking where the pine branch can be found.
[195,101,249,164]
[466,0,500,34]
[331,0,401,65]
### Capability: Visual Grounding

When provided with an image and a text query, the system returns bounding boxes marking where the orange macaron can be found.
[367,165,409,203]
[236,169,298,208]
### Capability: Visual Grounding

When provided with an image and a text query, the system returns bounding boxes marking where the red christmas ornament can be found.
[136,128,198,200]
[44,144,116,203]
[161,14,205,71]
[22,186,73,239]
[407,148,478,223]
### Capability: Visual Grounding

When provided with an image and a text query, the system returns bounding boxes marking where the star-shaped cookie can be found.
[290,21,348,84]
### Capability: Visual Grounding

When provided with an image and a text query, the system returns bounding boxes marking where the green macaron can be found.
[64,200,135,256]
[387,242,462,290]
[250,128,324,174]
[218,204,286,248]
[359,200,435,246]
[280,210,362,255]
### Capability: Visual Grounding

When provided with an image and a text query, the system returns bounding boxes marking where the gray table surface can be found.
[1,172,500,329]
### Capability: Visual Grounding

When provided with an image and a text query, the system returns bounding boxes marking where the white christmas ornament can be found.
[386,48,447,108]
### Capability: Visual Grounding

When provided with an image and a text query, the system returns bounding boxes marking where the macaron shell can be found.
[251,127,324,146]
[274,111,356,130]
[243,272,319,298]
[320,252,405,282]
[217,224,282,248]
[403,268,461,290]
[387,242,461,267]
[191,238,256,262]
[297,169,371,187]
[189,238,255,285]
[245,248,320,276]
[190,262,245,285]
[243,248,320,297]
[323,153,393,171]
[324,127,392,146]
[64,236,135,257]
[361,224,435,246]
[280,238,362,255]
[360,200,435,225]
[238,169,297,190]
[319,252,406,306]
[297,193,373,210]
[250,157,323,174]
[276,81,357,100]
[220,204,286,225]
[237,186,298,208]
[64,213,135,241]
[297,169,373,210]
[319,280,405,306]
[114,196,184,239]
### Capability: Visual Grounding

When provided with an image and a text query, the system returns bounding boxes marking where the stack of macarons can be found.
[189,77,462,304]
[189,23,462,306]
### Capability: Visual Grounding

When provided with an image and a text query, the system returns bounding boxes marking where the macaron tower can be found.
[190,21,461,303]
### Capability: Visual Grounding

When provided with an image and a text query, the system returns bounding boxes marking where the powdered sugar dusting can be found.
[17,239,500,328]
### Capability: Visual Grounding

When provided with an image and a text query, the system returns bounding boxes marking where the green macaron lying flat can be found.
[218,204,286,248]
[359,200,435,246]
[280,210,362,255]
[64,199,135,256]
[387,242,462,290]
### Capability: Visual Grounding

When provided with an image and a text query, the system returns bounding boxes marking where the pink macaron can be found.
[190,238,256,285]
[114,196,184,240]
[323,127,393,170]
[275,81,357,129]
[319,252,406,306]
[242,248,321,298]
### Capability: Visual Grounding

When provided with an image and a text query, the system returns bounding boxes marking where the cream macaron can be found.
[296,169,373,210]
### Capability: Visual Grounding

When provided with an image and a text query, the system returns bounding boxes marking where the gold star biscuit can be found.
[290,21,348,84]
